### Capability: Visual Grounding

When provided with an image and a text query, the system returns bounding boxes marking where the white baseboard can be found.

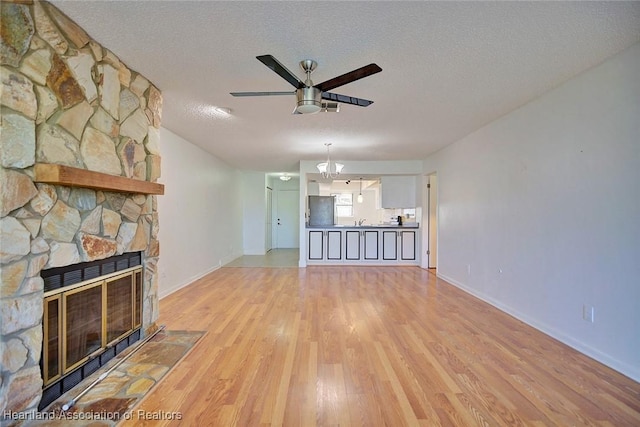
[220,253,240,266]
[159,264,220,299]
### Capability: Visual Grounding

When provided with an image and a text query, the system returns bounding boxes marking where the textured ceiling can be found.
[51,1,640,173]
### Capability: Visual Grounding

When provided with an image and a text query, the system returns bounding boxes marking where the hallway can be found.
[224,249,299,268]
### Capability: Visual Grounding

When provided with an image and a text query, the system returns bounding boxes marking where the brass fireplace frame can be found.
[42,266,143,386]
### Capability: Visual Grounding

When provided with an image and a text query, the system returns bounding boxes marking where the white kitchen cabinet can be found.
[345,230,380,260]
[381,175,418,208]
[308,230,324,260]
[307,227,418,265]
[307,230,343,260]
[363,230,379,260]
[400,230,416,260]
[382,230,417,261]
[382,231,398,260]
[345,230,361,260]
[326,230,342,260]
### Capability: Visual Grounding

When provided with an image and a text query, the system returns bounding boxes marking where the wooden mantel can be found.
[34,163,164,195]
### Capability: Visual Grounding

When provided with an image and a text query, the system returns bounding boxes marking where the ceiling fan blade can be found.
[256,55,305,89]
[322,92,374,107]
[315,63,382,92]
[230,91,295,97]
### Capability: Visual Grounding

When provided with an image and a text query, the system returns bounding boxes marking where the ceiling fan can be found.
[230,55,382,114]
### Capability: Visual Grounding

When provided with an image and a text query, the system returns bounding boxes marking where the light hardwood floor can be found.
[123,266,640,426]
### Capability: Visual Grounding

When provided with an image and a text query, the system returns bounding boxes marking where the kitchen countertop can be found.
[306,223,419,229]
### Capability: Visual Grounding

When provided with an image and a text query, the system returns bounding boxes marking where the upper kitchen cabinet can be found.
[381,175,419,208]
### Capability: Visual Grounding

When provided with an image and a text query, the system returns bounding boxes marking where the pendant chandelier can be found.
[357,177,363,203]
[316,143,344,179]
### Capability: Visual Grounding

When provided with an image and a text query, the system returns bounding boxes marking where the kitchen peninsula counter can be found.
[306,224,420,265]
[306,223,419,229]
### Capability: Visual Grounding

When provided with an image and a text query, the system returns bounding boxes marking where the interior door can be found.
[275,190,300,248]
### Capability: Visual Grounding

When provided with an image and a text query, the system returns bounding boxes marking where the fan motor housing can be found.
[296,87,322,114]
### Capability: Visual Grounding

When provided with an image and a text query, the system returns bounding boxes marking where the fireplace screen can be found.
[65,283,103,371]
[42,266,142,386]
[106,274,133,343]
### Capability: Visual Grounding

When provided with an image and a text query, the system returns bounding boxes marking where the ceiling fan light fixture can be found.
[295,101,322,114]
[296,86,322,114]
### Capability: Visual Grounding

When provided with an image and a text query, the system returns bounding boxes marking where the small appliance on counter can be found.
[308,196,335,226]
[387,215,405,226]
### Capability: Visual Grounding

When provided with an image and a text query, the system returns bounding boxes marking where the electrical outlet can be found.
[582,305,595,323]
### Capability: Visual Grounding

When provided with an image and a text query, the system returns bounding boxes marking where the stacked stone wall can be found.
[1,0,161,416]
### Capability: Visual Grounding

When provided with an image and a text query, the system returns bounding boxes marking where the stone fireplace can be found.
[1,0,162,419]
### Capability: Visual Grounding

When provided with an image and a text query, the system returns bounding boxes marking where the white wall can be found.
[157,128,243,298]
[424,43,640,381]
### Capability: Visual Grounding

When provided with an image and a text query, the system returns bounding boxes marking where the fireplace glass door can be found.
[64,282,103,371]
[42,266,142,385]
[134,270,142,328]
[106,273,133,344]
[43,296,61,383]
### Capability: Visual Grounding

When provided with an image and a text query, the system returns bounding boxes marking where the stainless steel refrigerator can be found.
[308,196,335,226]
